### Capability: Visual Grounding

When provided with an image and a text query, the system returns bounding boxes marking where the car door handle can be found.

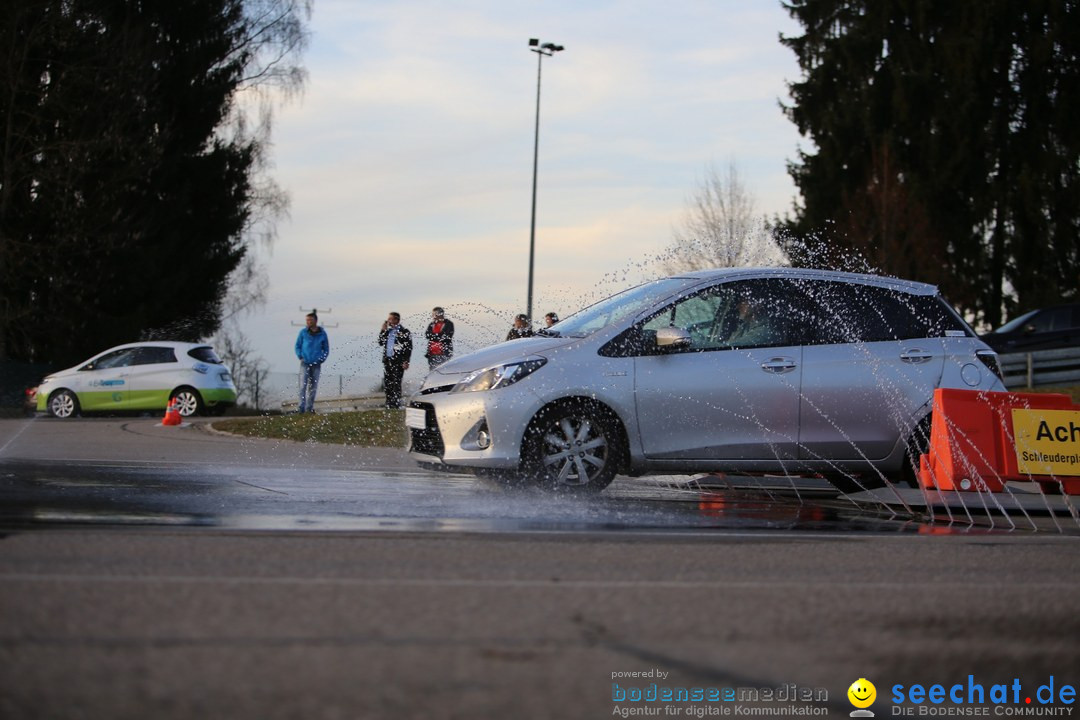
[900,349,934,364]
[760,357,797,374]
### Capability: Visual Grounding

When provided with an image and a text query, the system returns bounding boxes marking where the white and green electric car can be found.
[35,341,237,418]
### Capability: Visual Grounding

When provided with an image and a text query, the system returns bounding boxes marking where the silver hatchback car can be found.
[406,268,1005,491]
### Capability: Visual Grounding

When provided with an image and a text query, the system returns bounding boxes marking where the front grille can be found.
[408,401,444,457]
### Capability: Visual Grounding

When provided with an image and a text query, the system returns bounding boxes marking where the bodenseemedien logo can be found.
[849,678,877,717]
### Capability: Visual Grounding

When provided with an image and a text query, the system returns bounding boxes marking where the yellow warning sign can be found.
[1011,408,1080,477]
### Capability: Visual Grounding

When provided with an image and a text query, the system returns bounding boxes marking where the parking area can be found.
[1,416,1078,718]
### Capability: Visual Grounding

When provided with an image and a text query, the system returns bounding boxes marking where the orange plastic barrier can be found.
[918,388,1080,495]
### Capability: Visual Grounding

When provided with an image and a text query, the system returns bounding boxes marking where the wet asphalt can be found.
[1,416,1079,719]
[0,415,913,535]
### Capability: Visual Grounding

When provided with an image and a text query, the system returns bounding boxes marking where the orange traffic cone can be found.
[162,397,182,426]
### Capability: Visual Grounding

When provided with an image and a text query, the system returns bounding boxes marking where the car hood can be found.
[421,335,582,388]
[41,362,85,382]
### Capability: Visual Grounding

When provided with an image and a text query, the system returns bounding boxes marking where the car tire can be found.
[522,401,624,491]
[48,390,80,419]
[828,474,884,495]
[894,416,933,489]
[170,388,203,418]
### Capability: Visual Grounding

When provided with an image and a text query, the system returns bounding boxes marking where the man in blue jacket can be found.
[295,312,330,413]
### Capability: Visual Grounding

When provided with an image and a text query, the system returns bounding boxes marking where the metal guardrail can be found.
[280,392,389,413]
[280,383,421,413]
[998,347,1080,389]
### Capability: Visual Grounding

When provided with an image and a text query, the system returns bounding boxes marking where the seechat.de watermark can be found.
[889,676,1075,717]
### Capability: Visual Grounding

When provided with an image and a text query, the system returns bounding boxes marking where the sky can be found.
[242,0,807,396]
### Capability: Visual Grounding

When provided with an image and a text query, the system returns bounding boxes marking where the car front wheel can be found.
[523,401,623,491]
[48,390,80,419]
[170,388,203,417]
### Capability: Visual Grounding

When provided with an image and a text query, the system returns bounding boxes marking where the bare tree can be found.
[660,161,786,273]
[208,0,310,406]
[213,321,269,411]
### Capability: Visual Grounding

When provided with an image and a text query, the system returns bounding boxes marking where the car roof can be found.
[670,267,939,296]
[93,341,212,354]
[1028,302,1080,313]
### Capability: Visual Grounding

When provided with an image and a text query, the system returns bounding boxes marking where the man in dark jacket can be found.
[377,311,413,409]
[424,307,455,369]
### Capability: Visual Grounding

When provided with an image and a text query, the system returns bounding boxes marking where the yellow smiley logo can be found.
[848,678,877,709]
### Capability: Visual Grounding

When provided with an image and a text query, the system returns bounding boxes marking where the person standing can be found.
[377,312,413,409]
[424,306,455,369]
[506,313,534,340]
[294,312,330,413]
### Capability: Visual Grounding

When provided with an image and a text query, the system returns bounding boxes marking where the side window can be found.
[806,283,884,343]
[133,347,177,365]
[905,295,970,338]
[1040,307,1071,332]
[637,279,815,352]
[89,349,138,370]
[641,287,732,351]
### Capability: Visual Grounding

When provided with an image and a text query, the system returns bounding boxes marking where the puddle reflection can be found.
[0,458,1069,535]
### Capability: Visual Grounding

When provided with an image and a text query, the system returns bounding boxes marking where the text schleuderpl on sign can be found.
[1012,409,1080,477]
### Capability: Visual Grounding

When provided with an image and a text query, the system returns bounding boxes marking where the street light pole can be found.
[527,38,563,324]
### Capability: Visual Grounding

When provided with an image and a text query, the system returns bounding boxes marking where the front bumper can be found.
[407,386,542,471]
[201,387,238,407]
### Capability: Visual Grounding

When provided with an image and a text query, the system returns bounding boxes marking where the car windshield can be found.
[992,309,1038,335]
[540,277,696,338]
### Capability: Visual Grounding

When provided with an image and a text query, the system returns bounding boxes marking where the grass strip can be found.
[213,409,407,447]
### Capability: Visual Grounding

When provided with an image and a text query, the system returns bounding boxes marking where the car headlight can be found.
[451,358,547,393]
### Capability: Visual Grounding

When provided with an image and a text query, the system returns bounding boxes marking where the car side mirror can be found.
[655,326,692,350]
[1022,323,1036,335]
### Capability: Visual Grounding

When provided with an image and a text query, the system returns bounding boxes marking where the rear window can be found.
[187,346,223,364]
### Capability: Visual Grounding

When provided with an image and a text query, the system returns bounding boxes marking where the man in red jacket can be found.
[423,307,455,370]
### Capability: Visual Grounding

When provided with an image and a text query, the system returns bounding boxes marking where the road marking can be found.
[0,419,38,457]
[0,573,1077,589]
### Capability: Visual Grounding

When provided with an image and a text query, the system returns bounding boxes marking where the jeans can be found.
[298,362,321,412]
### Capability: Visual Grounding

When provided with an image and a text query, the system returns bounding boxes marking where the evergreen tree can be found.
[0,0,308,366]
[780,0,1079,327]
